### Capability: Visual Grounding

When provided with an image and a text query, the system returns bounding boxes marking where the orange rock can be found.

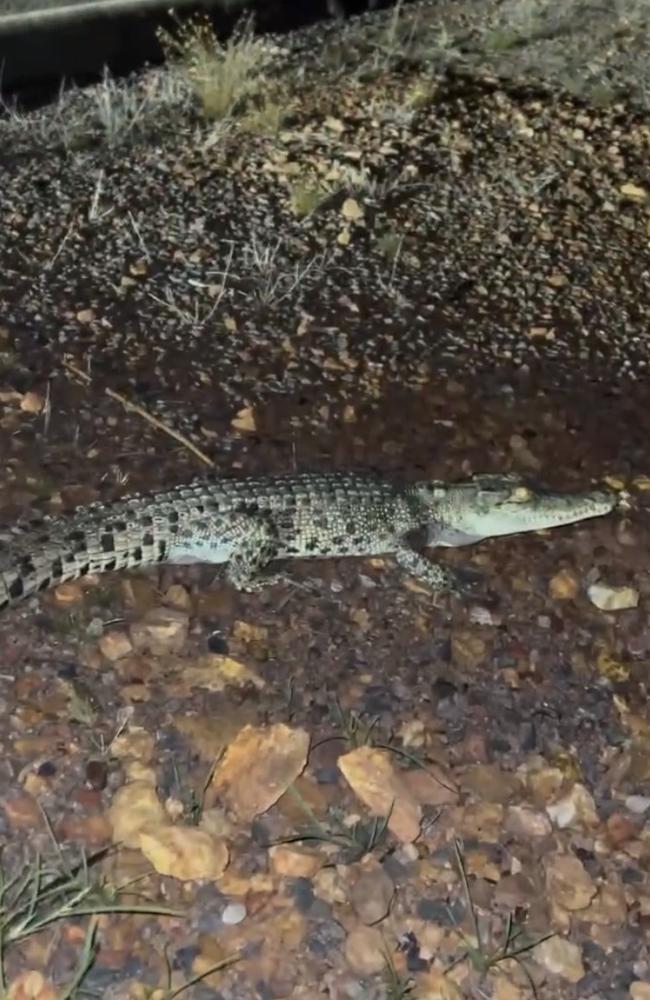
[548,568,579,600]
[339,746,422,844]
[450,630,487,671]
[57,813,112,846]
[544,853,596,911]
[207,723,310,820]
[533,936,585,983]
[231,406,256,432]
[163,583,192,611]
[505,805,552,839]
[129,607,189,655]
[108,780,167,848]
[19,391,44,414]
[402,766,459,807]
[350,868,394,924]
[52,581,85,605]
[344,925,385,975]
[546,783,599,829]
[605,812,638,848]
[7,971,56,1000]
[268,844,325,878]
[139,825,229,881]
[2,792,43,830]
[110,727,155,762]
[98,629,133,661]
[454,801,504,842]
[461,763,521,804]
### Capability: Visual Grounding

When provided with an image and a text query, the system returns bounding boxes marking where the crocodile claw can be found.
[450,566,484,597]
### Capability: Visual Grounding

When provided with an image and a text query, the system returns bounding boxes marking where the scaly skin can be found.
[0,471,618,611]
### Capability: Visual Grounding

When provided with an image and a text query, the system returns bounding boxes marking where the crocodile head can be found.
[415,474,618,547]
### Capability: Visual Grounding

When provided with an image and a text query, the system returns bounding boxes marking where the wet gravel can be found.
[2,0,650,997]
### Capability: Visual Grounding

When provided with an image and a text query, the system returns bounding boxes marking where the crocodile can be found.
[0,471,618,612]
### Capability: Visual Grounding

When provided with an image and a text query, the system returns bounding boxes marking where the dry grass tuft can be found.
[157,13,280,121]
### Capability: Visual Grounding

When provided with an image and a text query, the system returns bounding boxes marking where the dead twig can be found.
[62,360,214,468]
[46,219,76,270]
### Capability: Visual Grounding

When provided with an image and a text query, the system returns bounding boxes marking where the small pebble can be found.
[221,902,246,925]
[86,616,104,638]
[626,795,650,815]
[468,605,496,625]
[549,567,579,600]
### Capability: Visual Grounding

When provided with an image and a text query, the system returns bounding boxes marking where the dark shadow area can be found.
[1,0,393,109]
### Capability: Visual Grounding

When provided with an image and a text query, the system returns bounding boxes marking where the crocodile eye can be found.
[508,486,533,503]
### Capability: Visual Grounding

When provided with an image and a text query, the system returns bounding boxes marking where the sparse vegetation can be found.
[326,699,381,749]
[447,839,555,997]
[376,229,404,263]
[89,66,191,146]
[156,13,281,121]
[382,949,415,1000]
[170,756,222,825]
[0,829,241,997]
[0,65,193,152]
[159,954,242,1000]
[3,0,650,160]
[241,234,329,306]
[239,93,287,136]
[288,179,332,218]
[276,783,393,863]
[319,700,450,785]
[0,841,181,994]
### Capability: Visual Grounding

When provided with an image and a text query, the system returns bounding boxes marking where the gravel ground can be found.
[1,2,650,998]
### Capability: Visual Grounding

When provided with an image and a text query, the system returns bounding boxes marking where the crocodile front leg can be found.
[224,516,286,592]
[393,544,467,595]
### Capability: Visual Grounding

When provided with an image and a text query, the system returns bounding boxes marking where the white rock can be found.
[222,902,247,925]
[626,795,650,815]
[534,936,585,983]
[469,605,497,626]
[587,582,639,611]
[546,784,599,829]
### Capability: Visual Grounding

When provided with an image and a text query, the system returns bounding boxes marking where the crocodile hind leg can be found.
[223,517,286,592]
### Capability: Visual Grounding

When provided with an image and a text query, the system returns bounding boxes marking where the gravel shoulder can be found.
[1,2,650,998]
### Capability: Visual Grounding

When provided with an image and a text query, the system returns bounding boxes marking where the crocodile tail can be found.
[0,512,171,611]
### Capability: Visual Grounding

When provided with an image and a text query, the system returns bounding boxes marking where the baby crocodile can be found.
[0,471,617,611]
